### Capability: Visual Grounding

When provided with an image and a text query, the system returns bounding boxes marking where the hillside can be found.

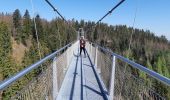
[11,37,28,64]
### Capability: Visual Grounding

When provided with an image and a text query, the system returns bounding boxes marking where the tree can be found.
[22,10,31,45]
[161,55,169,78]
[12,9,22,41]
[0,22,12,79]
[157,57,163,75]
[93,28,98,41]
[13,9,21,29]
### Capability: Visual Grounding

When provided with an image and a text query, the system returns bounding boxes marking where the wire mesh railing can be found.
[114,61,170,100]
[0,41,78,100]
[86,42,170,100]
[11,64,53,100]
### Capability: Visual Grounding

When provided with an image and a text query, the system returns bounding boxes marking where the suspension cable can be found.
[95,0,126,26]
[45,0,66,21]
[84,0,126,42]
[30,0,42,60]
[84,0,125,43]
[123,0,139,76]
[127,1,138,58]
[119,0,139,98]
[44,0,78,40]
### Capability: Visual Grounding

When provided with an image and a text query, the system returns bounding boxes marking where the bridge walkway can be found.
[57,49,107,100]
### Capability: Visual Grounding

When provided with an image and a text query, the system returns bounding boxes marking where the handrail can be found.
[0,42,72,91]
[92,43,170,86]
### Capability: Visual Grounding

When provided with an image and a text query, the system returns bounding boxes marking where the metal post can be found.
[90,43,92,58]
[66,47,70,68]
[53,57,58,100]
[87,42,90,55]
[109,56,116,100]
[77,31,79,40]
[95,46,98,68]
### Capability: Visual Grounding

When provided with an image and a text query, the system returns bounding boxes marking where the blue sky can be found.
[0,0,170,40]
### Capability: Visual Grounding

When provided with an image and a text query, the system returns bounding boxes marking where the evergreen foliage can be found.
[22,10,31,45]
[0,22,12,79]
[12,9,21,41]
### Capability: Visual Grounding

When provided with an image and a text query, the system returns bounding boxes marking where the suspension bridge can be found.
[0,40,170,100]
[0,0,170,100]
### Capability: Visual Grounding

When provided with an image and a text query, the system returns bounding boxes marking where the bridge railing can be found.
[0,41,78,100]
[86,42,170,100]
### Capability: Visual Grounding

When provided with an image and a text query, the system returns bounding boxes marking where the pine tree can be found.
[13,9,21,29]
[0,22,12,79]
[156,55,169,77]
[22,10,31,45]
[12,9,21,41]
[161,56,169,78]
[157,57,163,75]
